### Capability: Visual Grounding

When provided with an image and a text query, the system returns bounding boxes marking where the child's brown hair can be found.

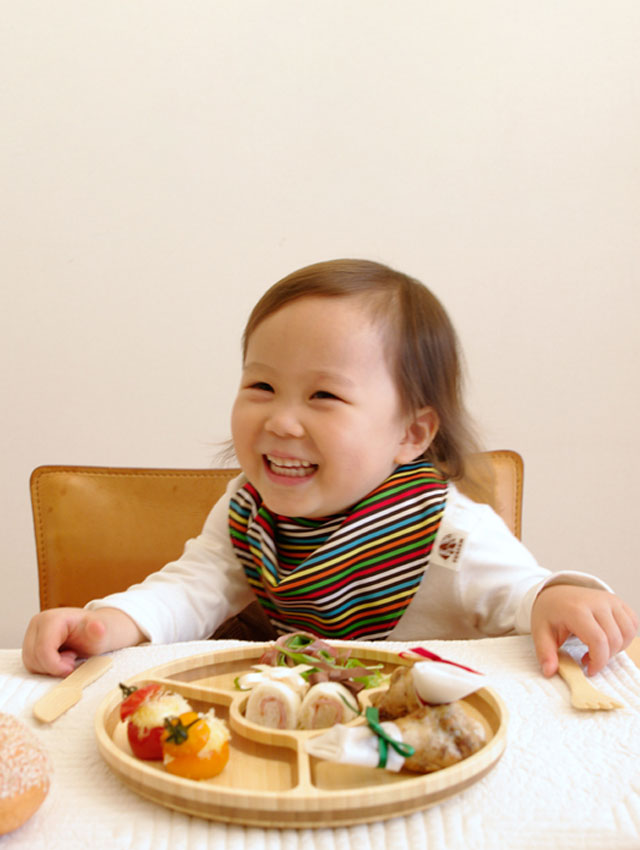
[242,259,478,480]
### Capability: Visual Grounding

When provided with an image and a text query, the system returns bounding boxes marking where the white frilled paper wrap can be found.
[305,656,485,770]
[410,656,486,704]
[305,718,407,771]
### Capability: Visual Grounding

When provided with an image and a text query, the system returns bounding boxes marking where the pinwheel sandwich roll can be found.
[244,680,302,729]
[299,682,360,730]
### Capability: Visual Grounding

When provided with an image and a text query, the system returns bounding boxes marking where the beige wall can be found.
[3,1,639,647]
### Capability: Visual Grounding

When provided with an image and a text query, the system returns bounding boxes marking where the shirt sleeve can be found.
[390,483,611,640]
[85,473,255,643]
[439,486,611,636]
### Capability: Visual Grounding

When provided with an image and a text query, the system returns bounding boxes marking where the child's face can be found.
[231,295,434,518]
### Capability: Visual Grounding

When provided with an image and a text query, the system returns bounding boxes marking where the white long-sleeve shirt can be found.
[87,474,608,643]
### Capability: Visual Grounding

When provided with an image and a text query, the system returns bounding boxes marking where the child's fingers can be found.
[580,627,619,676]
[532,621,564,678]
[22,609,105,677]
[64,616,108,655]
[618,601,639,645]
[532,585,639,677]
[581,600,638,674]
[22,612,77,676]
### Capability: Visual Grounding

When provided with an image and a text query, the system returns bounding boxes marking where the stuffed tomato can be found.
[119,683,191,760]
[162,710,230,780]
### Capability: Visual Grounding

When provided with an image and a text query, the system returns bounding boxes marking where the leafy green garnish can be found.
[259,632,386,693]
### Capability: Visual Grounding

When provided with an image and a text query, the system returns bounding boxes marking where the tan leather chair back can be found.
[30,450,523,611]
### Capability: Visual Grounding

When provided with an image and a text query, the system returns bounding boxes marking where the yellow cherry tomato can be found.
[162,711,230,780]
[163,740,230,780]
[162,711,209,758]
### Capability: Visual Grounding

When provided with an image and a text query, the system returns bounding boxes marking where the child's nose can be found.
[264,405,305,439]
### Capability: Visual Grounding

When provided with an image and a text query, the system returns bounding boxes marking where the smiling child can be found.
[22,259,638,678]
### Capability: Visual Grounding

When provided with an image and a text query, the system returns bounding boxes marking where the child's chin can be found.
[263,490,329,519]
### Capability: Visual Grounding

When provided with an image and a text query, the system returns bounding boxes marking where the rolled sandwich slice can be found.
[299,682,361,730]
[245,680,302,729]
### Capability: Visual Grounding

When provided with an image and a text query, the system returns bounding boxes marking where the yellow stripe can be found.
[277,589,417,625]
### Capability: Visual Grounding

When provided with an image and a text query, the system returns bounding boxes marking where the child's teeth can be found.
[266,456,316,477]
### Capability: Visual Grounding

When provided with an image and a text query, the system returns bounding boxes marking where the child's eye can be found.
[249,381,274,393]
[312,390,340,401]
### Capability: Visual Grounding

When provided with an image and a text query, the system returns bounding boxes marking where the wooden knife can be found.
[32,656,113,723]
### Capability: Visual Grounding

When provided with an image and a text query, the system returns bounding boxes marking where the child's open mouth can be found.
[264,455,318,478]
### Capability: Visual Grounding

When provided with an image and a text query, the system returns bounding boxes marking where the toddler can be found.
[22,259,638,677]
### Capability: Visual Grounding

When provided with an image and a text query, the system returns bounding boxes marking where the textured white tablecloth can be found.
[1,636,639,850]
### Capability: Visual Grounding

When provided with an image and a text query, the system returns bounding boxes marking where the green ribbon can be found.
[365,706,415,768]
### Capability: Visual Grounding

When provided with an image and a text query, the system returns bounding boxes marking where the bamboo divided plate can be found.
[95,642,508,828]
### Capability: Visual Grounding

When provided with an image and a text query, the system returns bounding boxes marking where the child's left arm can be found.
[530,584,638,677]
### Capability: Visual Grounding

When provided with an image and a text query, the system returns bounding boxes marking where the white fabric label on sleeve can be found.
[430,522,469,570]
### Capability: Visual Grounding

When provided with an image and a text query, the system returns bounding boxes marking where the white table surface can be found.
[1,635,640,850]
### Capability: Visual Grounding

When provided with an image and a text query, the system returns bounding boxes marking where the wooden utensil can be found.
[556,650,624,710]
[33,656,113,723]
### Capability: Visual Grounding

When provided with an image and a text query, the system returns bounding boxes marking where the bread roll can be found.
[0,713,52,835]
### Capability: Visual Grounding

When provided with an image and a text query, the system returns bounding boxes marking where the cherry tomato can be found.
[162,711,230,780]
[119,683,166,760]
[162,712,210,758]
[163,741,230,780]
[119,683,162,722]
[127,722,165,761]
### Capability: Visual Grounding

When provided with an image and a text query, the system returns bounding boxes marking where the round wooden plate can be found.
[95,642,508,828]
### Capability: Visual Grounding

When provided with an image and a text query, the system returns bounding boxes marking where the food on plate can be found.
[0,712,52,835]
[235,663,311,698]
[240,631,384,731]
[305,702,486,774]
[240,632,383,731]
[119,682,191,760]
[303,644,488,774]
[244,679,362,731]
[257,632,385,693]
[395,703,486,772]
[370,666,422,718]
[371,658,484,717]
[245,680,302,729]
[299,682,361,729]
[162,710,230,780]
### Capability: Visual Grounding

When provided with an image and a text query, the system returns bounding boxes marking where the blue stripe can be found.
[298,504,444,568]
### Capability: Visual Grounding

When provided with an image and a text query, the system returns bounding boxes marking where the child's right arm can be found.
[23,474,254,677]
[22,607,145,677]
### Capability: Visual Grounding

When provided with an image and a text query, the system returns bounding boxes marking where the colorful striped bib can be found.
[228,461,448,640]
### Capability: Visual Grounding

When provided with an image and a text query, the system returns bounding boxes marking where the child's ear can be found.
[394,407,439,464]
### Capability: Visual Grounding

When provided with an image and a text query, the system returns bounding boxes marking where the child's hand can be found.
[22,607,144,677]
[531,585,638,677]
